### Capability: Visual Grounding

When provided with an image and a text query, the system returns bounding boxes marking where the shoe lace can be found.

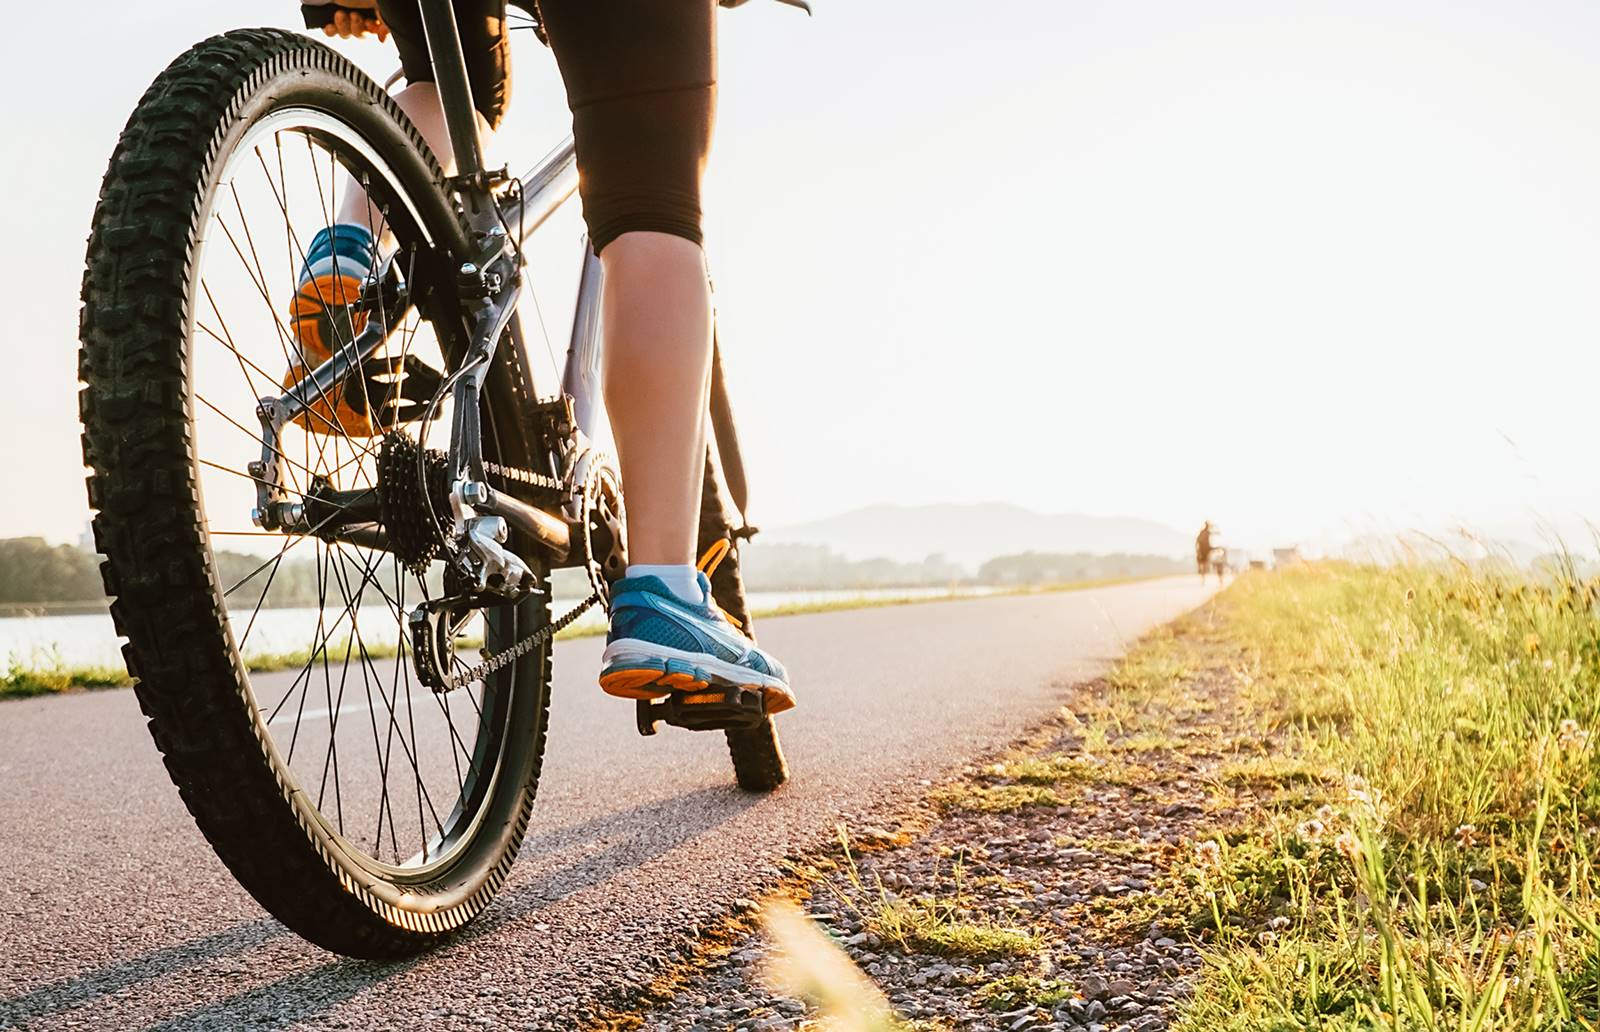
[696,538,744,630]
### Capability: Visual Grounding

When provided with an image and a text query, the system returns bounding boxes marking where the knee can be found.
[587,207,705,257]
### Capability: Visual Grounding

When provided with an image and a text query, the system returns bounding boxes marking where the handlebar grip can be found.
[301,5,341,30]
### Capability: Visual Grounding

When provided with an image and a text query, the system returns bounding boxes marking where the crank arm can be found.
[276,250,412,428]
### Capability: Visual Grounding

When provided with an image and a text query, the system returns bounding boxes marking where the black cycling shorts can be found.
[374,0,715,253]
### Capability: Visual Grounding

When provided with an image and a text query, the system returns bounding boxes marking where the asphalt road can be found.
[0,578,1214,1031]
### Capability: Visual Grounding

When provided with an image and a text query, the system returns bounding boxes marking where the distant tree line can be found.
[0,538,104,604]
[737,543,1184,590]
[976,550,1185,584]
[0,537,409,611]
[738,543,967,590]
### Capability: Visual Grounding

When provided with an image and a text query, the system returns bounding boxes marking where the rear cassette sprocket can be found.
[377,431,451,573]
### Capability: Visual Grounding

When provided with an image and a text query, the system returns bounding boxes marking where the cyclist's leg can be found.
[541,0,794,706]
[335,83,495,230]
[598,233,714,568]
[337,0,509,232]
[540,0,718,575]
[286,0,507,436]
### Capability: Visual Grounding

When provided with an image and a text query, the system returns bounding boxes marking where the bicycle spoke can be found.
[331,543,442,847]
[332,540,484,793]
[179,105,520,875]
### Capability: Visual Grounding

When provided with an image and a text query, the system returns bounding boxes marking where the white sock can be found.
[626,564,703,605]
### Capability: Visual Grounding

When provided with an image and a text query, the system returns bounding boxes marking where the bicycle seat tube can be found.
[417,0,490,212]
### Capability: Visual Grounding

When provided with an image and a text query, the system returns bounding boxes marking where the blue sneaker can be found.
[282,224,378,435]
[599,572,796,714]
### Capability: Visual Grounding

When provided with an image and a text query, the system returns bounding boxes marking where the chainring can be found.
[576,452,627,606]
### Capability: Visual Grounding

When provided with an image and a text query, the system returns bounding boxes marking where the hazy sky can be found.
[4,0,1600,552]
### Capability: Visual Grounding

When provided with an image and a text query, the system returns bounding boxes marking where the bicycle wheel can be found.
[697,461,789,792]
[80,29,552,957]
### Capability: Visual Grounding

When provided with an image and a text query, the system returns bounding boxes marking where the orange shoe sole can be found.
[600,660,797,715]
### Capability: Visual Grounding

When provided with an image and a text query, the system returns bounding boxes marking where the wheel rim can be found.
[186,106,527,880]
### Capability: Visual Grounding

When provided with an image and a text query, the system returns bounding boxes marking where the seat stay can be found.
[501,137,580,250]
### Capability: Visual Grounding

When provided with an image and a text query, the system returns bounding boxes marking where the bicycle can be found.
[78,1,797,958]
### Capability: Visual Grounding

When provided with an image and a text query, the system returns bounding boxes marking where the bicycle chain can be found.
[441,590,601,691]
[483,458,567,494]
[435,457,617,690]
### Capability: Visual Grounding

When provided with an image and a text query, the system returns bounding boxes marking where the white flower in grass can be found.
[1315,804,1338,825]
[1344,776,1381,813]
[1454,824,1478,848]
[1557,720,1590,751]
[1194,840,1222,870]
[1296,819,1326,842]
[1334,831,1362,862]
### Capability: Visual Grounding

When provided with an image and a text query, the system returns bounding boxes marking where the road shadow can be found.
[0,921,281,1030]
[0,784,765,1032]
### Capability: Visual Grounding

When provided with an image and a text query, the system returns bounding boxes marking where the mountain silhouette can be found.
[760,503,1190,569]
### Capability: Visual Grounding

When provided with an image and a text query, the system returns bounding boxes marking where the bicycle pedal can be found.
[635,685,767,736]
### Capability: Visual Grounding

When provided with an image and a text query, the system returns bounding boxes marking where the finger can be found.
[333,10,351,37]
[323,23,337,36]
[374,18,390,41]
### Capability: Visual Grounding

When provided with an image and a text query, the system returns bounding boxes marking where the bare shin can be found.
[599,232,714,568]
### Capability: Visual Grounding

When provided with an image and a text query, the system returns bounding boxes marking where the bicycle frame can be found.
[414,0,606,439]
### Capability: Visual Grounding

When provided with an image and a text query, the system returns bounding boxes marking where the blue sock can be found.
[300,223,375,284]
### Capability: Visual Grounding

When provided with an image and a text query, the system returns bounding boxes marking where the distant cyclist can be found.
[1195,521,1215,582]
[297,0,796,711]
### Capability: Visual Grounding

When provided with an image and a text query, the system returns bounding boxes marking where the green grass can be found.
[829,829,1047,965]
[869,894,1043,961]
[0,659,127,698]
[928,783,1065,813]
[1170,562,1600,1031]
[745,575,1166,621]
[975,974,1075,1011]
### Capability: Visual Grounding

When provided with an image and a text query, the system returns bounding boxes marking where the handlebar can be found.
[303,0,809,31]
[300,5,343,31]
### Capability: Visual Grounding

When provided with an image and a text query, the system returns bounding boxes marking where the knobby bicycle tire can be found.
[697,460,789,792]
[79,28,554,958]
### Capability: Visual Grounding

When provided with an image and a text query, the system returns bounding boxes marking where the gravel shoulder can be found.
[601,603,1253,1032]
